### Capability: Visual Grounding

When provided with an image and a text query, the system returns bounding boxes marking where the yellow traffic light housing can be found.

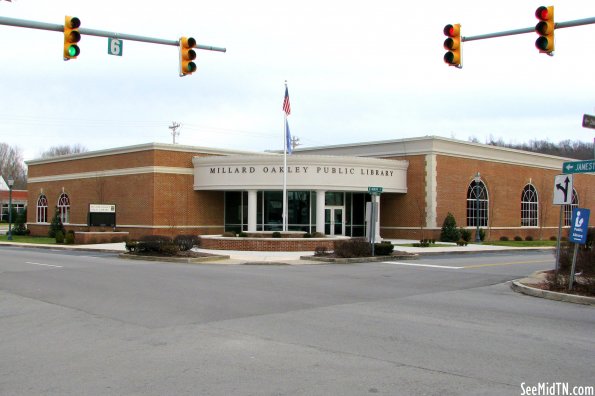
[535,6,555,54]
[63,16,81,60]
[443,24,461,68]
[179,37,197,76]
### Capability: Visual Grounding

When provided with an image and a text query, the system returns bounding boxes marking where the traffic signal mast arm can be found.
[0,16,227,52]
[459,16,595,43]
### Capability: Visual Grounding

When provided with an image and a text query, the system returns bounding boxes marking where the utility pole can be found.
[169,122,180,144]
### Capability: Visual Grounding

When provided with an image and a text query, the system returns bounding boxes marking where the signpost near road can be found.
[367,187,383,256]
[568,208,591,290]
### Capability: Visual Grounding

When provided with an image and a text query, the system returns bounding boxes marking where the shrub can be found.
[440,212,460,242]
[374,241,394,256]
[238,232,247,238]
[12,209,28,236]
[456,240,468,246]
[549,236,557,241]
[48,209,65,238]
[312,232,325,238]
[222,231,236,237]
[272,231,282,238]
[303,233,312,238]
[459,228,472,243]
[134,235,179,255]
[334,239,372,258]
[174,234,199,251]
[55,230,65,244]
[514,236,523,241]
[65,230,75,245]
[125,241,139,252]
[314,246,330,256]
[525,235,533,241]
[478,228,486,241]
[500,236,509,241]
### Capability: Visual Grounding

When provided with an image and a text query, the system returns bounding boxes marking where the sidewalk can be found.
[0,239,554,263]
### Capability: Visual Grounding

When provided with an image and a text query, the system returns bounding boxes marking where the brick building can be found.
[0,176,28,222]
[25,136,594,241]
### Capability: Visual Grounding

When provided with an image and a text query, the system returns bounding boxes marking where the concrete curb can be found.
[0,242,124,254]
[300,253,419,264]
[118,253,231,264]
[510,279,595,306]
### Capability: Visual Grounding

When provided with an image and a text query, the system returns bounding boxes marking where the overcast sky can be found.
[1,0,594,161]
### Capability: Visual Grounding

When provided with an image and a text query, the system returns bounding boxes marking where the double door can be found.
[324,206,344,236]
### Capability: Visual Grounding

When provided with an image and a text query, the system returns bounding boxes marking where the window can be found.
[563,189,579,227]
[37,195,48,223]
[521,184,539,227]
[57,192,70,224]
[466,179,488,227]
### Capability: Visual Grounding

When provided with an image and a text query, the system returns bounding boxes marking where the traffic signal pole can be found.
[0,16,226,52]
[461,16,595,42]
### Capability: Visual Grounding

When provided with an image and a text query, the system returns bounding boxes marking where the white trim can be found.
[25,142,266,166]
[425,154,437,228]
[27,166,194,183]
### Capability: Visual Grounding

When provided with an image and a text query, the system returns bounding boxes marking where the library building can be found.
[25,136,595,243]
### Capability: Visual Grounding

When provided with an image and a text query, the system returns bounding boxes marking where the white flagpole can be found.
[283,112,288,232]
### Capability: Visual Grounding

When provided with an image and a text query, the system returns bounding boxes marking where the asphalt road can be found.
[0,247,593,396]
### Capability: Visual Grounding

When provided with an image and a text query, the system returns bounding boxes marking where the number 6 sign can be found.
[108,38,123,56]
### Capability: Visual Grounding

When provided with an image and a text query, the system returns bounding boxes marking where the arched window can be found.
[37,195,48,223]
[467,179,488,227]
[521,184,539,227]
[57,192,70,224]
[563,189,579,227]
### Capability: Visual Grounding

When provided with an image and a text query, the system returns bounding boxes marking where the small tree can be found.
[440,212,461,242]
[12,208,28,235]
[48,208,65,238]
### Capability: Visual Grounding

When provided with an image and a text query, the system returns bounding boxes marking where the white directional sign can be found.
[553,174,573,205]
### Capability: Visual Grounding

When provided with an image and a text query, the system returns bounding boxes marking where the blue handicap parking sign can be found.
[569,208,590,244]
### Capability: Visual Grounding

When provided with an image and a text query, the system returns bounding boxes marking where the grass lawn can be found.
[0,235,56,244]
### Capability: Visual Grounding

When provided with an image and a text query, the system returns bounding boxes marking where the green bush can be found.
[514,236,523,241]
[272,231,282,238]
[222,231,236,237]
[312,232,325,238]
[55,230,65,244]
[440,212,460,242]
[478,228,486,241]
[48,209,65,238]
[334,239,372,258]
[303,233,312,238]
[374,241,394,256]
[500,236,509,241]
[131,235,180,256]
[525,235,534,241]
[549,236,557,241]
[238,232,247,238]
[174,234,199,251]
[459,228,472,242]
[456,240,468,246]
[65,230,75,245]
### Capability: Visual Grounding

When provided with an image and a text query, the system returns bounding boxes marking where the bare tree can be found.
[39,144,87,159]
[0,143,27,189]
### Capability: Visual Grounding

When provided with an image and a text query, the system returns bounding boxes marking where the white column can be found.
[247,190,257,232]
[375,194,382,241]
[316,190,326,234]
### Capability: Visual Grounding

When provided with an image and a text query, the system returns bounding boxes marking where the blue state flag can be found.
[285,119,292,154]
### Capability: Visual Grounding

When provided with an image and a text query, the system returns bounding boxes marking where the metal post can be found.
[568,244,579,290]
[7,177,14,241]
[554,205,563,274]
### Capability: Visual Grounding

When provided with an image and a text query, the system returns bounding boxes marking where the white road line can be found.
[383,262,463,269]
[24,262,63,268]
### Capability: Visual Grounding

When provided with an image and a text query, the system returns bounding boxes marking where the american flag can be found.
[282,86,291,116]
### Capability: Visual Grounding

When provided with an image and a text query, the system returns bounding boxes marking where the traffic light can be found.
[179,37,197,76]
[535,6,555,54]
[443,24,461,68]
[63,16,81,60]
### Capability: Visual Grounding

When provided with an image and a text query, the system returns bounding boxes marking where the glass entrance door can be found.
[324,206,344,236]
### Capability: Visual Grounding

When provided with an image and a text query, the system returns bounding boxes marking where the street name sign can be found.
[368,186,383,194]
[582,114,595,129]
[553,174,573,205]
[562,160,595,174]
